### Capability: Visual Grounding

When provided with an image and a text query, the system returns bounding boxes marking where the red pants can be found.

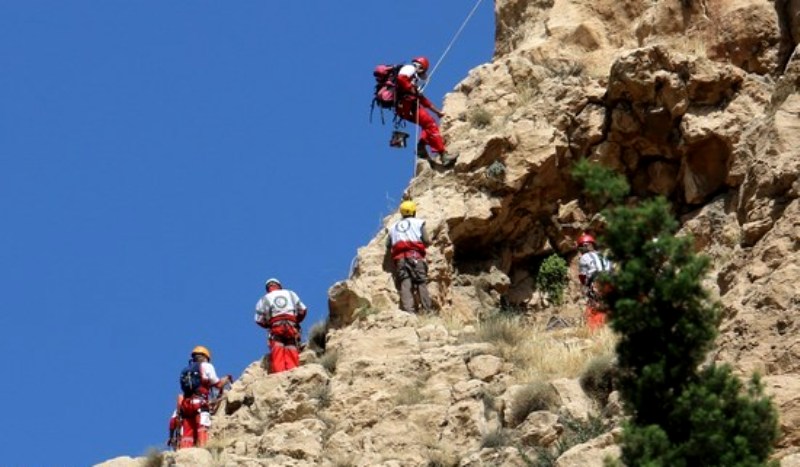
[585,305,607,330]
[396,100,445,154]
[269,322,301,373]
[178,396,210,448]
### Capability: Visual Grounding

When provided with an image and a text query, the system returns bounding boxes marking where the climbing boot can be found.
[439,153,458,167]
[415,141,429,159]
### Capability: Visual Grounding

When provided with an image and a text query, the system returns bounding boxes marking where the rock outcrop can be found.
[99,0,800,465]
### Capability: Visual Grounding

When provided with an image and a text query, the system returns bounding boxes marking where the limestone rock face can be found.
[102,0,800,464]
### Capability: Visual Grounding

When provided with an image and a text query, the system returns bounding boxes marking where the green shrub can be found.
[579,354,617,404]
[509,381,559,427]
[573,159,779,466]
[486,160,506,180]
[469,108,493,129]
[535,254,569,305]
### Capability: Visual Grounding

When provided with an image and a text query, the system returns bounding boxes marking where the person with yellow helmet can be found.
[386,200,433,312]
[254,278,308,373]
[172,345,233,449]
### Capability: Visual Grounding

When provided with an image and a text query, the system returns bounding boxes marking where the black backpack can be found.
[179,361,203,396]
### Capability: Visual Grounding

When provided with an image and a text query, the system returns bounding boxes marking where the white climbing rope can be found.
[424,0,487,89]
[410,0,487,177]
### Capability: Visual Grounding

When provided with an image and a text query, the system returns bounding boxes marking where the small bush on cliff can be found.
[572,159,779,466]
[142,448,163,467]
[509,381,559,427]
[579,354,617,405]
[469,107,493,129]
[307,319,329,354]
[319,349,339,375]
[481,428,511,449]
[310,382,332,408]
[531,414,610,466]
[534,253,569,305]
[477,313,527,348]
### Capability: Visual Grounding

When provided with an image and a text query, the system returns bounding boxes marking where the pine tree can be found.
[572,160,779,467]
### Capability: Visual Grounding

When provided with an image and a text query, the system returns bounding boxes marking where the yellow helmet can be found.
[191,345,211,361]
[399,200,417,217]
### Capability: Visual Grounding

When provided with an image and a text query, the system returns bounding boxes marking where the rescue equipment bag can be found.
[179,361,203,396]
[372,64,402,109]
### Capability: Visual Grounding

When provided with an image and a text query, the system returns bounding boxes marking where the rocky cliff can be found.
[100,0,800,465]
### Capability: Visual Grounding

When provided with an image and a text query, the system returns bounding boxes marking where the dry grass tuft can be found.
[427,311,617,390]
[319,349,339,375]
[579,354,617,404]
[142,448,163,467]
[309,382,332,408]
[481,428,512,449]
[307,319,329,354]
[468,108,493,129]
[510,381,560,427]
[424,446,460,467]
[513,325,617,383]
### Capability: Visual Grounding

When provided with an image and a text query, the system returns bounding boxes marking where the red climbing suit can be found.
[177,362,220,448]
[395,64,446,155]
[255,287,308,373]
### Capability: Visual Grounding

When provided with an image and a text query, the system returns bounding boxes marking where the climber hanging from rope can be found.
[395,57,457,167]
[370,0,487,169]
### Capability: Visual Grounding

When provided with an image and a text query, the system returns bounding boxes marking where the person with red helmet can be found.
[255,278,308,373]
[394,56,456,167]
[176,346,233,449]
[577,233,613,329]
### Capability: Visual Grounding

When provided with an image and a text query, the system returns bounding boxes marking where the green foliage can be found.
[486,160,507,180]
[469,108,493,129]
[535,254,569,305]
[572,160,779,466]
[571,159,629,207]
[509,382,559,427]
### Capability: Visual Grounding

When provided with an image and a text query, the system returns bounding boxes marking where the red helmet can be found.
[577,233,596,247]
[412,56,430,71]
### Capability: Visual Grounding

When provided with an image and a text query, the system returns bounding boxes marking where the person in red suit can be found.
[395,56,456,166]
[254,278,308,373]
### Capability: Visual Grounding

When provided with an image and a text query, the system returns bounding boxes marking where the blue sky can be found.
[0,2,494,465]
